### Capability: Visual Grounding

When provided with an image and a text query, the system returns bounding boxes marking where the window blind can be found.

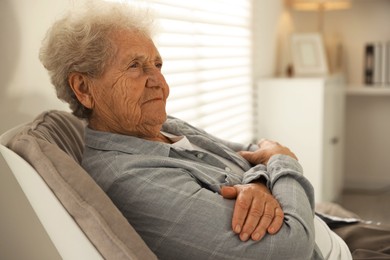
[122,0,254,143]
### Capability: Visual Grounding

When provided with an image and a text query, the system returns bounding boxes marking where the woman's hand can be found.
[239,139,298,165]
[220,182,284,242]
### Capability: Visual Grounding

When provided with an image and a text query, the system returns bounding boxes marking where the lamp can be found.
[289,0,351,11]
[287,0,352,32]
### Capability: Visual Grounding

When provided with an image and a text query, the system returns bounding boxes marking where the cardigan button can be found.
[197,153,204,159]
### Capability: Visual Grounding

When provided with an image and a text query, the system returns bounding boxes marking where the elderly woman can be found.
[38,2,356,260]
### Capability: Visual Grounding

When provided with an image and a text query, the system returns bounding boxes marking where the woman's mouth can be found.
[143,97,163,104]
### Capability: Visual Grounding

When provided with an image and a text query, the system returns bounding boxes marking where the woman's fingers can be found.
[268,207,284,234]
[228,183,284,242]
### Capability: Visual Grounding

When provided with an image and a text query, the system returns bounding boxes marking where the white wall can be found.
[251,1,284,141]
[345,96,390,189]
[0,0,71,134]
[252,1,284,80]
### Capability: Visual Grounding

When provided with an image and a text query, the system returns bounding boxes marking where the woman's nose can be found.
[146,67,164,88]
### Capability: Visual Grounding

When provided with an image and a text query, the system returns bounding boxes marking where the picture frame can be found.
[291,33,328,76]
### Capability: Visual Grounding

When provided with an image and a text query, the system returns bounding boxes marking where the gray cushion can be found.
[7,110,157,260]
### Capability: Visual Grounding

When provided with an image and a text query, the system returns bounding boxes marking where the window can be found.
[120,0,253,143]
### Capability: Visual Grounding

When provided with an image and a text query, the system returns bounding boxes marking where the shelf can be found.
[346,87,390,96]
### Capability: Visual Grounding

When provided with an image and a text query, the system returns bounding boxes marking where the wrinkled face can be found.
[89,29,169,138]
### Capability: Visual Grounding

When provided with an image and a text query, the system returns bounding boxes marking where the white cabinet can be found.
[256,74,345,202]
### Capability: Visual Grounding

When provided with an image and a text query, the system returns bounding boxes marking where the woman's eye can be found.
[129,62,140,69]
[155,63,163,69]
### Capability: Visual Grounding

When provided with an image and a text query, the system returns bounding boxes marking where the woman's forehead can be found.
[111,29,160,61]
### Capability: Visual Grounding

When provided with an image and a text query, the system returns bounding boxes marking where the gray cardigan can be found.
[82,116,323,260]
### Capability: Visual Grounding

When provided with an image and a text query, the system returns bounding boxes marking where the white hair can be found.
[39,0,155,118]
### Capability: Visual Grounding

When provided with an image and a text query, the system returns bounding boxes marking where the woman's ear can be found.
[68,72,94,109]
